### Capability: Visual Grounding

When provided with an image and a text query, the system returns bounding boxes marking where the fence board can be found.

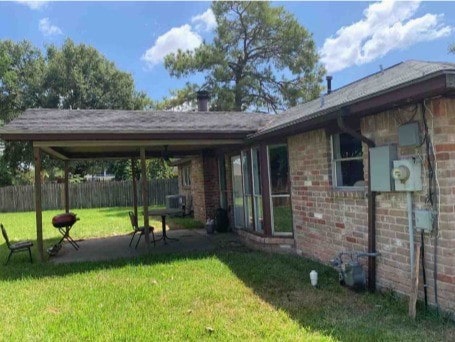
[0,179,178,212]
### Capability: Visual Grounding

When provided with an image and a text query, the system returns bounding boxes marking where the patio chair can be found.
[1,224,33,265]
[128,212,155,248]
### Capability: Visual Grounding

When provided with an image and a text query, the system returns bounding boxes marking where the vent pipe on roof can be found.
[196,90,210,112]
[326,75,333,94]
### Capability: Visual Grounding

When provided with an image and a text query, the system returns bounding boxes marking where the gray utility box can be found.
[398,122,420,147]
[370,145,397,192]
[415,209,433,233]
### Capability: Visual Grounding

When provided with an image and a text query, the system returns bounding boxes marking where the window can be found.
[182,165,191,187]
[332,133,364,187]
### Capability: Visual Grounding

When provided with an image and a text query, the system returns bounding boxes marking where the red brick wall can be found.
[182,155,204,222]
[177,153,220,223]
[202,151,220,219]
[288,98,455,313]
[288,129,369,263]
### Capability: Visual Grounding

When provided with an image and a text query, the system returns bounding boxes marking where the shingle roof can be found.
[253,60,455,137]
[1,60,455,142]
[3,109,272,135]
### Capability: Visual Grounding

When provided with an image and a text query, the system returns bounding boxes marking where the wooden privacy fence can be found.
[0,179,179,213]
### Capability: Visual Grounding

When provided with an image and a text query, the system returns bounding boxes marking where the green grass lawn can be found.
[0,207,453,341]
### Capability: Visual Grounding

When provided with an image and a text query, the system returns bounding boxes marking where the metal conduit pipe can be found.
[337,109,377,292]
[406,192,415,272]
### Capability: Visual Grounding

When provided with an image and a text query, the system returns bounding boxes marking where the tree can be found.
[108,159,175,181]
[0,39,153,183]
[164,1,325,113]
[147,159,175,180]
[0,40,45,123]
[155,83,199,111]
[42,39,150,110]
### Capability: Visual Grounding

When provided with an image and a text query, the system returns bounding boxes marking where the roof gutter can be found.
[337,108,377,292]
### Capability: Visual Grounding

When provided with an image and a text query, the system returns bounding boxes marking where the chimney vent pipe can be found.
[326,76,333,95]
[196,90,210,112]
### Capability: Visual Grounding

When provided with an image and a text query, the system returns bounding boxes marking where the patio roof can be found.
[0,109,272,159]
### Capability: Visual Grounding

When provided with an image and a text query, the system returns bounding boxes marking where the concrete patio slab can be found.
[49,229,243,264]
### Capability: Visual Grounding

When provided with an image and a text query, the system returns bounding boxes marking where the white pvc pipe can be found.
[407,191,414,273]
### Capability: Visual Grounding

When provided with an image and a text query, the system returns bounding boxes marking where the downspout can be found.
[337,109,377,292]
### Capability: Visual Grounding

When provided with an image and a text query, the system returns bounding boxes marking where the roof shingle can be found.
[1,60,455,141]
[3,109,272,135]
[254,60,455,137]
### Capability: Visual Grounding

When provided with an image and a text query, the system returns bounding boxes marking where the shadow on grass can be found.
[216,251,455,341]
[0,238,216,281]
[0,237,453,341]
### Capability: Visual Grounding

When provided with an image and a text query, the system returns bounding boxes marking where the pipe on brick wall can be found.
[337,109,377,292]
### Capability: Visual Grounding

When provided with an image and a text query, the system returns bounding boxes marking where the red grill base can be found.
[52,213,78,228]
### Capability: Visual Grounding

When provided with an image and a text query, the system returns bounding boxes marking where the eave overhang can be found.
[248,72,455,142]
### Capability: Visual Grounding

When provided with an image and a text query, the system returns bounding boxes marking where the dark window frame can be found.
[331,132,364,188]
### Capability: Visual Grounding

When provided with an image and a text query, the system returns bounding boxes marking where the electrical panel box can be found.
[392,159,422,192]
[370,145,397,192]
[398,122,420,147]
[415,209,433,233]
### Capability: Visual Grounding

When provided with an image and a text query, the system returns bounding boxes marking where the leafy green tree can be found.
[0,40,45,123]
[155,83,199,111]
[43,39,147,110]
[108,159,175,181]
[0,158,13,186]
[0,39,153,184]
[109,160,132,181]
[147,159,175,180]
[164,1,325,113]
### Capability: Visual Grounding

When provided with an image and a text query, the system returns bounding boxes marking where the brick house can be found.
[1,60,454,313]
[176,61,455,313]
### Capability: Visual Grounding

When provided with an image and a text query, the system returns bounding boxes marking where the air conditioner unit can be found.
[166,195,186,211]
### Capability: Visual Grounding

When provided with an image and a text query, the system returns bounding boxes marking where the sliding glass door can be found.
[251,148,263,232]
[231,155,245,228]
[241,151,254,230]
[268,144,293,235]
[231,150,263,232]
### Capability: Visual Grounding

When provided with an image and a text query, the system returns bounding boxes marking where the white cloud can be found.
[16,1,48,10]
[141,24,202,67]
[191,8,217,32]
[320,0,452,74]
[39,18,63,36]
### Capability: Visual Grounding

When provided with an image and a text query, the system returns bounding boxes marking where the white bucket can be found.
[310,270,318,287]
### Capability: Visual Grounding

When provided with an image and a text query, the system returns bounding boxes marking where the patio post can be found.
[131,158,138,219]
[64,160,70,213]
[34,147,44,261]
[140,148,151,246]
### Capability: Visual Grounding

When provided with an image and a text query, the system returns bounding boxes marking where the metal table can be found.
[149,208,181,244]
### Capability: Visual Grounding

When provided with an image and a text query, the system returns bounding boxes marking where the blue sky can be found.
[1,1,455,102]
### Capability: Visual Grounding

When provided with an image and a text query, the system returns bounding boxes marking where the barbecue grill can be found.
[52,213,80,250]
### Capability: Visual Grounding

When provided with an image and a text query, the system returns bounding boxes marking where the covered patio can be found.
[49,228,244,264]
[0,107,271,261]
